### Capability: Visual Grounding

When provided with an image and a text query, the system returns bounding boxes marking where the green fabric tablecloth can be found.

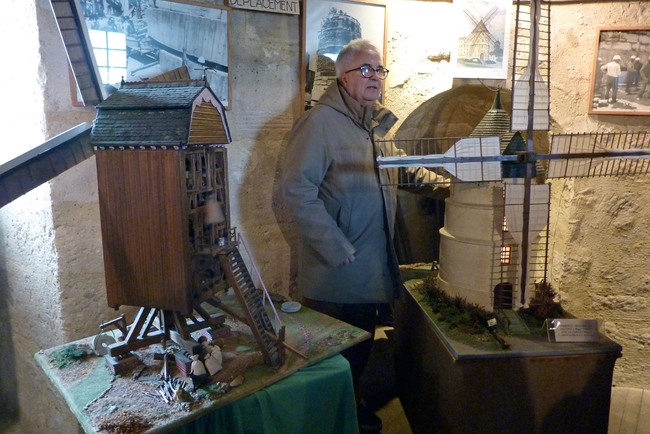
[172,354,358,434]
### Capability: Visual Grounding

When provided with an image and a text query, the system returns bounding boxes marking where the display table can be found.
[162,355,357,434]
[35,301,368,434]
[395,281,622,434]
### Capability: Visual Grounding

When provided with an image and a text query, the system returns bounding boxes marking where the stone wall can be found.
[547,2,650,389]
[2,1,650,432]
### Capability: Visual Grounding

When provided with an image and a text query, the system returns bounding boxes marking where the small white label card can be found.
[549,319,600,343]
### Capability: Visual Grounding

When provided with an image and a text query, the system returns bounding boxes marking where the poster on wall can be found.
[450,0,511,80]
[77,0,231,108]
[589,27,650,116]
[303,0,387,110]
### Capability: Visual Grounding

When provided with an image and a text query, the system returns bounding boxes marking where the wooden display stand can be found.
[395,283,622,434]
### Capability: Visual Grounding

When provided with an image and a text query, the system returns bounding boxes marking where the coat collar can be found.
[318,80,398,138]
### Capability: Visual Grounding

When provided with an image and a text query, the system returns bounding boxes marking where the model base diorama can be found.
[93,235,290,375]
[35,293,368,434]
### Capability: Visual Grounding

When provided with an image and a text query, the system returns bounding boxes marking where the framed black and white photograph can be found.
[303,0,387,110]
[78,0,231,108]
[450,0,511,80]
[589,27,650,116]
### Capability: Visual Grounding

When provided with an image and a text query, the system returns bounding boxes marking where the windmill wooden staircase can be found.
[99,241,288,370]
[210,243,286,368]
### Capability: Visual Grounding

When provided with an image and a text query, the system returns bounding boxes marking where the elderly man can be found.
[282,39,447,431]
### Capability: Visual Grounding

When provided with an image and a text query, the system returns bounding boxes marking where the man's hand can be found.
[341,255,356,266]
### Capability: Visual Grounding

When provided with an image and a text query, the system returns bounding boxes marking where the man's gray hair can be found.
[335,39,381,79]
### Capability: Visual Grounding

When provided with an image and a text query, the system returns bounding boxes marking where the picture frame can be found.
[589,27,650,116]
[302,0,387,110]
[76,0,231,108]
[450,0,512,80]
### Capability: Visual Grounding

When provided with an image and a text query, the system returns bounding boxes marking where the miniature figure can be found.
[204,349,223,376]
[200,337,223,375]
[189,354,209,388]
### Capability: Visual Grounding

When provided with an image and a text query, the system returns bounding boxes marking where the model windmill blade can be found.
[50,0,105,106]
[511,0,550,131]
[505,183,550,246]
[504,182,551,301]
[508,0,551,305]
[512,65,549,130]
[0,123,94,208]
[377,136,506,182]
[543,132,650,179]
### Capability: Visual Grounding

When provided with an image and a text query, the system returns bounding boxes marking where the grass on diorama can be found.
[48,344,92,369]
[415,275,565,350]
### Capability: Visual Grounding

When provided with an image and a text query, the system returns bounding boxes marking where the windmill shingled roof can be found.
[91,80,227,146]
[97,80,207,110]
[469,89,512,144]
[92,109,191,145]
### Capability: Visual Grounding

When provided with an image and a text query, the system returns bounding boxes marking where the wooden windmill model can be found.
[28,1,290,371]
[90,79,286,370]
[379,0,650,313]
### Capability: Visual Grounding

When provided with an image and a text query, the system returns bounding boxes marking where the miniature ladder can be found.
[218,246,286,367]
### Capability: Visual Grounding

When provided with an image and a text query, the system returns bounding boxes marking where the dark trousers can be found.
[605,76,618,102]
[302,298,378,391]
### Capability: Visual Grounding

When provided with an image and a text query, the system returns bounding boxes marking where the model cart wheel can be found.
[92,332,116,356]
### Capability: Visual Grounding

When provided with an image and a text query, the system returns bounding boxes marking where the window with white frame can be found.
[88,29,127,87]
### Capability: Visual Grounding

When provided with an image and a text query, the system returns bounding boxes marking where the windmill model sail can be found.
[510,0,550,304]
[378,137,505,182]
[511,0,550,132]
[545,132,650,178]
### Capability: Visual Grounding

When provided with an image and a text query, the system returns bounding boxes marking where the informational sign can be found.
[229,0,300,15]
[549,319,600,343]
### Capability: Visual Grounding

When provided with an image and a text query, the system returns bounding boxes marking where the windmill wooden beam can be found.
[49,0,105,106]
[0,123,94,208]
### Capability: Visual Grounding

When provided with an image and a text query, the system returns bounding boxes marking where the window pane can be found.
[106,31,126,49]
[97,67,109,85]
[108,49,127,68]
[88,29,107,49]
[107,67,127,85]
[93,48,108,67]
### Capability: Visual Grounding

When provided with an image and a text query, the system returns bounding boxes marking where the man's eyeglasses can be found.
[344,64,389,80]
